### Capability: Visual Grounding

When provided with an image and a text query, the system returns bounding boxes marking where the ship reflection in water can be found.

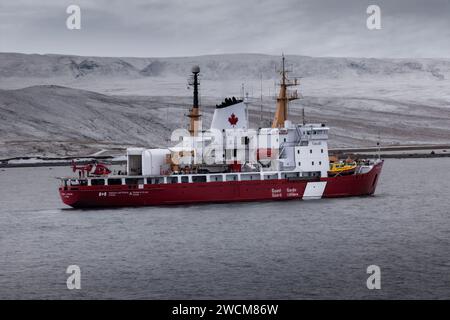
[0,158,450,299]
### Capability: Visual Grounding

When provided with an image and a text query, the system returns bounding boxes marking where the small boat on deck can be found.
[327,161,357,176]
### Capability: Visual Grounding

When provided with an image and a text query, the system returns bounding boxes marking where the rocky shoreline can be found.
[2,145,449,168]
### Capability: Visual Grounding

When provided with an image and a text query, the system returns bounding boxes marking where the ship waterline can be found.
[59,161,382,208]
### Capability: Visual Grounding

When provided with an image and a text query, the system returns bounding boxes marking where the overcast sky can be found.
[0,0,449,58]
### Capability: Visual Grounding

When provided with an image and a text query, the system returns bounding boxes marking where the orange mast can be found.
[272,55,299,128]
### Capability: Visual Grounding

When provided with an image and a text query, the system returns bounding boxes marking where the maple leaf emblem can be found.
[228,113,239,126]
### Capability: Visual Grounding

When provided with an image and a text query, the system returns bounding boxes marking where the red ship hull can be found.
[59,162,383,208]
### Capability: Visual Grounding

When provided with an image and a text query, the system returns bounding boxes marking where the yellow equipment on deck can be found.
[328,161,357,176]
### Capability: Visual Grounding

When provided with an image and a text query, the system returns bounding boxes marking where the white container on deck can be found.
[142,149,170,176]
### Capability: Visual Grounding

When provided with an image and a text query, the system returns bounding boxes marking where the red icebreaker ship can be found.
[59,57,383,208]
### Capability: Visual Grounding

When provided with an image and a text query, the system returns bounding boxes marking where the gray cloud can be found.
[0,0,449,58]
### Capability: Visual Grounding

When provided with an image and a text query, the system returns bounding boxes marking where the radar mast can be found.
[271,54,300,128]
[188,65,201,136]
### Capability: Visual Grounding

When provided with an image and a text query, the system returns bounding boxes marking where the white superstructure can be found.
[125,57,331,179]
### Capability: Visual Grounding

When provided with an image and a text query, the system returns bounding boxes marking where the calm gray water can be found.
[0,158,449,299]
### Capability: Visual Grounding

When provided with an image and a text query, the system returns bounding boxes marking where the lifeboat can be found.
[328,162,357,176]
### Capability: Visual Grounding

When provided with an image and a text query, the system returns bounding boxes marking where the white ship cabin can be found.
[102,119,331,186]
[61,121,330,188]
[272,120,330,177]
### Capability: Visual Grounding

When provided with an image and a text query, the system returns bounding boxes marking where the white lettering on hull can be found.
[271,188,282,198]
[98,191,148,197]
[286,187,299,197]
